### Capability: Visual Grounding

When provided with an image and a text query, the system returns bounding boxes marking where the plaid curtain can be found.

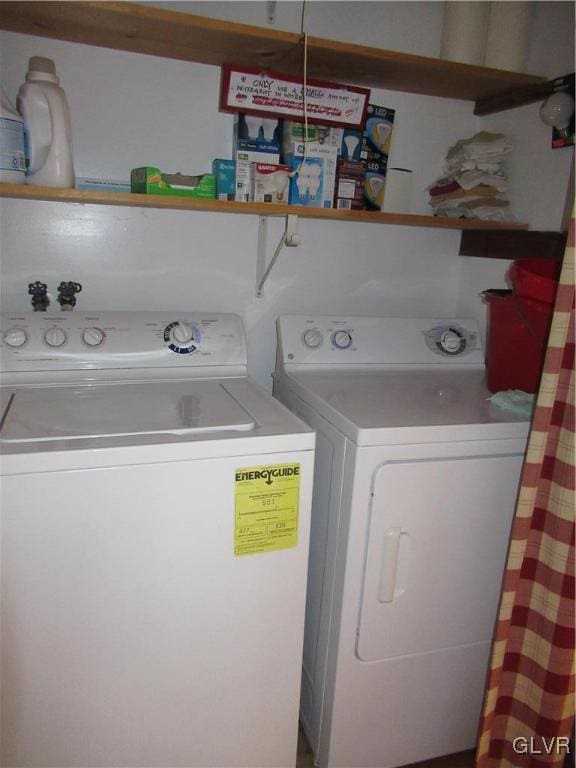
[476,213,575,767]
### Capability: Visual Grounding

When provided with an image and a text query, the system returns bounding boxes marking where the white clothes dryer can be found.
[0,311,315,768]
[274,315,530,768]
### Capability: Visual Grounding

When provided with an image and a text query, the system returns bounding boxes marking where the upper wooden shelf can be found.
[0,184,528,232]
[0,1,546,108]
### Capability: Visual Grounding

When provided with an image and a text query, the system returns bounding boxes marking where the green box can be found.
[131,167,216,199]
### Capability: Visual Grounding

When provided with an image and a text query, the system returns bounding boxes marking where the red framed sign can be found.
[220,65,370,129]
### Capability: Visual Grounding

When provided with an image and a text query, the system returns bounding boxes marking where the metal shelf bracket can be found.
[255,214,301,297]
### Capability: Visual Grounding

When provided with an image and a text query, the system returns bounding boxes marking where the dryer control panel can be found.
[0,312,248,383]
[278,316,484,368]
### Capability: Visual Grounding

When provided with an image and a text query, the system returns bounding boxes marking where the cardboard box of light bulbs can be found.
[284,141,337,209]
[235,150,281,202]
[251,163,291,204]
[233,114,282,202]
[282,122,320,156]
[212,159,236,201]
[234,114,282,154]
[360,104,395,210]
[285,123,362,162]
[338,129,363,161]
[334,159,366,210]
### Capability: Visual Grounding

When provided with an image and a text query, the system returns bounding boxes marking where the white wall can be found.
[455,9,574,332]
[1,2,573,388]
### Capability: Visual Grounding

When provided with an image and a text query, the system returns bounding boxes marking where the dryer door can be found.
[356,454,522,661]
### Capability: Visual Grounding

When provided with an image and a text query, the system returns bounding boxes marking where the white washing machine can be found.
[273,315,530,768]
[0,311,315,768]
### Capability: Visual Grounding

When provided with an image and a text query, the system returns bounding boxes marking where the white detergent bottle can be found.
[17,57,75,187]
[0,85,26,183]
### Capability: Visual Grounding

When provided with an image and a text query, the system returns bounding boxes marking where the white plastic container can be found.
[483,2,533,72]
[380,168,413,214]
[0,85,26,183]
[17,57,75,187]
[439,1,489,66]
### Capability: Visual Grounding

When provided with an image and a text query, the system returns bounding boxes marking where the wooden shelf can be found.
[0,184,528,231]
[0,1,546,107]
[460,230,566,260]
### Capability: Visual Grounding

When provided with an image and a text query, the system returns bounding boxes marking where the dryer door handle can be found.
[378,527,402,603]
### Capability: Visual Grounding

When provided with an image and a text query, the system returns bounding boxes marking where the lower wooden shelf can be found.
[460,229,566,260]
[0,184,529,231]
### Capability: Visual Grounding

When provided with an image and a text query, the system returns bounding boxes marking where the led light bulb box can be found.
[251,163,291,203]
[235,150,280,202]
[334,159,366,210]
[285,142,337,208]
[361,104,395,210]
[212,159,236,201]
[338,129,363,161]
[282,123,361,162]
[282,121,320,156]
[234,114,282,155]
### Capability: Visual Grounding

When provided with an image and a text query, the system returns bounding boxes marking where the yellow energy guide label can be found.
[234,463,300,556]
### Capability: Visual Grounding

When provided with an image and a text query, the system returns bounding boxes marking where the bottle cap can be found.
[28,57,56,75]
[26,57,59,83]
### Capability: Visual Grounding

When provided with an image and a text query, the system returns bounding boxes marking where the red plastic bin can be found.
[483,290,554,394]
[508,259,560,305]
[483,259,560,393]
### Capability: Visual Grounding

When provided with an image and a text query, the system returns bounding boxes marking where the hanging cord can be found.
[292,0,309,175]
[301,0,309,156]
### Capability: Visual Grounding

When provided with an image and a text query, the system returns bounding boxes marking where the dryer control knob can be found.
[82,327,105,347]
[44,327,68,348]
[332,330,353,350]
[3,327,28,348]
[441,329,464,354]
[302,329,323,349]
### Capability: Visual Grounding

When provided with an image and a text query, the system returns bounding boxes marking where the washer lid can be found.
[0,380,256,443]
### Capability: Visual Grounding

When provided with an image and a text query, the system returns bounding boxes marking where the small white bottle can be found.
[0,85,26,183]
[17,57,75,188]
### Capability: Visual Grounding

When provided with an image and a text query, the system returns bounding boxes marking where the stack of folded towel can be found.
[428,131,512,221]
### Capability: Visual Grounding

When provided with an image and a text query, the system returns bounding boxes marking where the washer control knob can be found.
[332,330,353,350]
[82,327,106,347]
[163,321,199,354]
[302,329,323,349]
[170,322,194,345]
[44,327,68,348]
[3,327,28,348]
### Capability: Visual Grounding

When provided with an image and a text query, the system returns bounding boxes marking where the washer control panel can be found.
[0,311,247,379]
[278,316,483,366]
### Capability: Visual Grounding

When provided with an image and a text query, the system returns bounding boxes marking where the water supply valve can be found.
[57,281,82,310]
[28,281,50,311]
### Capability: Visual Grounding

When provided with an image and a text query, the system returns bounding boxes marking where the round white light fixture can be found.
[539,91,575,135]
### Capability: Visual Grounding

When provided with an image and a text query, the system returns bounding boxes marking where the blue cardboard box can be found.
[212,159,236,201]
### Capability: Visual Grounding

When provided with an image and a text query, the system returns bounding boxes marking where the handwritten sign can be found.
[221,65,369,129]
